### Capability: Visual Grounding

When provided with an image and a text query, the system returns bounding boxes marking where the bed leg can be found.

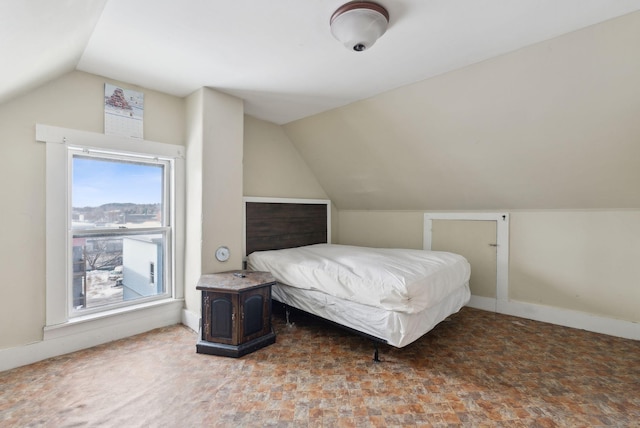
[373,342,381,363]
[284,305,294,328]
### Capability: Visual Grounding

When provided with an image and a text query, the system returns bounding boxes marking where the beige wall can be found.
[243,116,328,200]
[243,116,337,241]
[183,90,205,315]
[0,71,184,350]
[200,90,245,276]
[510,210,640,322]
[284,11,640,212]
[338,210,424,249]
[184,88,245,315]
[337,209,640,323]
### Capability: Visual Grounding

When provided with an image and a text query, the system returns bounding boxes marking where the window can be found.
[70,152,170,315]
[39,125,184,328]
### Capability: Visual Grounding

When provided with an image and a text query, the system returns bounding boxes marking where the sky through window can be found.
[72,156,163,208]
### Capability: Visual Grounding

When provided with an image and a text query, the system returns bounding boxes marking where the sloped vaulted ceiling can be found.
[3,1,640,124]
[0,0,108,104]
[2,1,639,212]
[283,12,640,211]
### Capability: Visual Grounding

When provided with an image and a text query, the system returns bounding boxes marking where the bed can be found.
[244,197,471,358]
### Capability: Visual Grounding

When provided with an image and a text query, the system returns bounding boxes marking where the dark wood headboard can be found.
[244,198,330,256]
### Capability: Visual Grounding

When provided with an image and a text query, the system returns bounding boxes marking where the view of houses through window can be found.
[71,153,170,314]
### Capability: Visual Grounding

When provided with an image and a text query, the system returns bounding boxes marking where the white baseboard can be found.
[0,300,183,372]
[466,295,497,312]
[182,308,200,333]
[467,296,639,341]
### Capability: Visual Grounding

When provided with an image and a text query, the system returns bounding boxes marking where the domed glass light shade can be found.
[330,2,389,52]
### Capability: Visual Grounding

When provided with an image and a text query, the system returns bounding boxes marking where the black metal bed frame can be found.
[274,300,387,362]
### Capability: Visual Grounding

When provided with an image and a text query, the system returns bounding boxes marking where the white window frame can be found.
[37,124,185,332]
[69,149,171,316]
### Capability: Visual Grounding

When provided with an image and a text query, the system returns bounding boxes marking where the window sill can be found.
[43,298,184,341]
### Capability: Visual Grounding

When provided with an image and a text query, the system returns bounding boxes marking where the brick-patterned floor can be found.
[1,307,638,427]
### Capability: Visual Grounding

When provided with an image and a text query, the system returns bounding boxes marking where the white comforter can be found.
[247,244,470,314]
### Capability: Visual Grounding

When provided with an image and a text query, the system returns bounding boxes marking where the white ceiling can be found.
[3,0,640,124]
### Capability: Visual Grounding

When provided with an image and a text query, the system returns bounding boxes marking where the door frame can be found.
[423,213,509,311]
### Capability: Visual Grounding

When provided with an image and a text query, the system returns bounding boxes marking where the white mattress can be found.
[247,244,471,314]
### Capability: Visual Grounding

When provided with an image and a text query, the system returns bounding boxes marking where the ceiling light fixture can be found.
[330,1,389,52]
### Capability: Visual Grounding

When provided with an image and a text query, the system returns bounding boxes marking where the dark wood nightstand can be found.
[196,270,276,357]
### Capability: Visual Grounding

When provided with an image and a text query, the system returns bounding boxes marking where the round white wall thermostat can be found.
[215,246,230,262]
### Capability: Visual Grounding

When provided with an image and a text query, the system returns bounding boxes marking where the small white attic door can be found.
[423,213,509,312]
